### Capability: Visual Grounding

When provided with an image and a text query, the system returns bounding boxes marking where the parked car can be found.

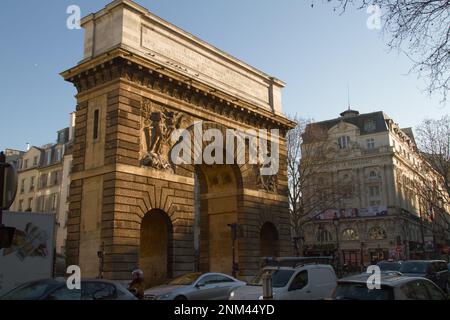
[333,273,447,300]
[398,260,449,292]
[229,263,337,300]
[377,260,402,272]
[0,278,137,300]
[144,272,245,300]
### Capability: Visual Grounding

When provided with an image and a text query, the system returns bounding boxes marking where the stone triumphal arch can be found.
[62,0,295,285]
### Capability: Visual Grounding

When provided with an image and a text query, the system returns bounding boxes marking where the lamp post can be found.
[333,217,341,277]
[228,223,238,278]
[360,242,365,272]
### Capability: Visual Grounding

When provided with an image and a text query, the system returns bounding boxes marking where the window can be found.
[93,109,99,140]
[33,156,38,166]
[20,179,25,194]
[369,186,379,197]
[197,275,219,286]
[37,196,45,212]
[338,136,350,149]
[422,281,445,300]
[82,282,116,300]
[369,186,380,197]
[30,176,35,191]
[47,286,81,301]
[40,174,48,189]
[316,229,333,243]
[24,159,28,169]
[55,149,62,162]
[289,271,308,291]
[27,198,33,211]
[342,229,359,241]
[368,227,387,240]
[367,138,375,149]
[51,194,59,211]
[214,275,235,283]
[18,200,23,211]
[369,171,377,178]
[364,119,376,132]
[401,281,430,300]
[46,150,52,165]
[51,171,60,186]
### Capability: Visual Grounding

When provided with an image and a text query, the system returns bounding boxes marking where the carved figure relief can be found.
[255,164,278,193]
[141,98,185,171]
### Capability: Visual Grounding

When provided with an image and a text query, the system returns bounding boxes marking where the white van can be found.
[229,264,337,300]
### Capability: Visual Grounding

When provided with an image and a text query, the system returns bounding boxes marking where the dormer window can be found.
[338,136,350,149]
[364,119,376,132]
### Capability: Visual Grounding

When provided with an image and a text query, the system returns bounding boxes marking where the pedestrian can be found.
[128,269,145,300]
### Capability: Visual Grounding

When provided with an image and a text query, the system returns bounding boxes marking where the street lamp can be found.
[333,217,340,277]
[228,223,238,278]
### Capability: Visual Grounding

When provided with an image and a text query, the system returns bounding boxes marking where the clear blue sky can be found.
[0,0,447,151]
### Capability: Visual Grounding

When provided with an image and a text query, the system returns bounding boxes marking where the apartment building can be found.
[300,108,450,267]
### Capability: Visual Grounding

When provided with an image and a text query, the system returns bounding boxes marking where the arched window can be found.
[368,227,387,240]
[342,228,359,241]
[316,229,333,243]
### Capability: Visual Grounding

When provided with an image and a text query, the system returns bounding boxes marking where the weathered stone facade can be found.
[61,0,294,285]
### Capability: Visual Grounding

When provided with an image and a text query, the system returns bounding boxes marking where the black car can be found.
[377,260,402,272]
[399,260,449,293]
[0,278,137,300]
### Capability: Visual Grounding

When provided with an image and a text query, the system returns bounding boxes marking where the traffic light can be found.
[0,225,16,249]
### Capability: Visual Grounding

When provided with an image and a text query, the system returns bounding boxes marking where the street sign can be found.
[1,162,18,210]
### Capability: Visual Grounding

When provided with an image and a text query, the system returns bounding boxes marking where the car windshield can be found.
[378,262,401,271]
[399,262,428,274]
[167,273,202,286]
[334,283,394,300]
[1,281,61,300]
[248,269,295,288]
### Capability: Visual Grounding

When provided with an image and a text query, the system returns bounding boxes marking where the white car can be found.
[229,264,337,300]
[144,272,246,300]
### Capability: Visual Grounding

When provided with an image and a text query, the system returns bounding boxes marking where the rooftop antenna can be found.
[347,83,351,110]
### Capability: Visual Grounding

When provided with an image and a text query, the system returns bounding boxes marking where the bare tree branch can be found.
[321,0,450,102]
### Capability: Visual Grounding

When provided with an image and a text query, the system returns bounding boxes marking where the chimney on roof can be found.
[26,143,30,151]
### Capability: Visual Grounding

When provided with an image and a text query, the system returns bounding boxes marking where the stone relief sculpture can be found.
[255,164,278,193]
[141,98,185,171]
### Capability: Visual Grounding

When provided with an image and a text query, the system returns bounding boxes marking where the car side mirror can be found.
[195,283,205,289]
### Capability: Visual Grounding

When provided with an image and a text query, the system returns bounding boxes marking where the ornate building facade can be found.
[301,109,450,267]
[61,0,294,287]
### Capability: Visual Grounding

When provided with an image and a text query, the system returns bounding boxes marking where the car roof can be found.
[264,264,333,271]
[338,273,432,287]
[402,260,445,263]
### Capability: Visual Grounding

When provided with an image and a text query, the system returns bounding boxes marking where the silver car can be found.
[144,272,246,300]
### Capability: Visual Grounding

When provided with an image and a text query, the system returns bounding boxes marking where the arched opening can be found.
[139,209,173,288]
[260,222,279,257]
[196,164,242,275]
